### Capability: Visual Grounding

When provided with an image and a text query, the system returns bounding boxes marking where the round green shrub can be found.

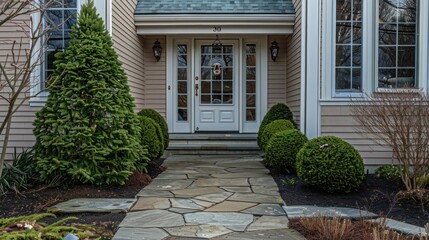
[260,120,295,152]
[296,136,365,193]
[265,129,308,172]
[139,116,164,161]
[138,108,169,150]
[258,103,295,149]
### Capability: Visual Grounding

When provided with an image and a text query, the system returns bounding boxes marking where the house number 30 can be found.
[213,26,222,32]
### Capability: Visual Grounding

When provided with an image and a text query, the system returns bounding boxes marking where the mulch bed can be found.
[0,158,165,238]
[270,168,429,227]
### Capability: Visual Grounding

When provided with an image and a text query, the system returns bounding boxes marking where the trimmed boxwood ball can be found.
[296,136,365,193]
[260,120,295,152]
[265,129,308,172]
[138,108,169,150]
[139,116,164,161]
[257,103,295,149]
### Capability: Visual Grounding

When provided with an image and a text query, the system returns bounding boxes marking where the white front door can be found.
[194,40,240,132]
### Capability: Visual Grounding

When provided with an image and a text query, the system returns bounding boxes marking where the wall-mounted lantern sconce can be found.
[270,41,279,62]
[153,40,162,62]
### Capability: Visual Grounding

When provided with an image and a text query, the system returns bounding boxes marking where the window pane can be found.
[246,109,256,121]
[336,45,351,66]
[378,47,396,67]
[398,47,415,67]
[378,69,396,88]
[379,0,398,23]
[178,68,187,80]
[336,68,351,90]
[64,0,77,8]
[223,95,233,104]
[178,109,188,121]
[178,55,187,66]
[336,0,352,21]
[178,45,187,54]
[353,0,362,20]
[246,95,256,107]
[178,81,187,94]
[223,68,232,80]
[398,0,417,23]
[379,24,397,45]
[201,81,210,94]
[246,45,256,54]
[336,22,352,44]
[398,24,416,45]
[352,45,362,66]
[397,69,415,87]
[212,81,221,94]
[352,68,362,90]
[223,81,233,93]
[246,81,256,94]
[246,55,256,66]
[224,55,233,66]
[201,95,211,104]
[64,10,77,30]
[178,95,187,108]
[201,68,211,80]
[246,67,256,80]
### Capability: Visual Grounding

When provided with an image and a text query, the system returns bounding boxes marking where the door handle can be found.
[195,83,199,96]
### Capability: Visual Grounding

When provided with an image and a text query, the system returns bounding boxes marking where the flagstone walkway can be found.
[113,155,305,240]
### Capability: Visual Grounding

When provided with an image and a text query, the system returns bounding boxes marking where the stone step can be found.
[167,133,260,155]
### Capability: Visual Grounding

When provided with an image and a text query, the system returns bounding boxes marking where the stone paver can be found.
[242,204,286,216]
[143,179,193,190]
[136,189,174,198]
[247,216,289,231]
[205,201,257,212]
[228,193,280,204]
[49,198,136,213]
[191,178,249,187]
[283,205,377,219]
[165,225,232,238]
[130,197,170,211]
[119,210,184,228]
[172,187,224,197]
[113,228,168,240]
[221,186,252,193]
[184,212,254,232]
[369,218,428,236]
[194,192,233,203]
[212,229,306,240]
[249,177,278,186]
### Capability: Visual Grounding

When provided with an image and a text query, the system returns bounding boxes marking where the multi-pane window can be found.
[200,45,234,105]
[245,44,257,121]
[43,0,77,88]
[378,0,418,88]
[335,0,363,92]
[177,45,189,121]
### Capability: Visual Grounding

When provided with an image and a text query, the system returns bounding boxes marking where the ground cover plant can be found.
[33,0,146,185]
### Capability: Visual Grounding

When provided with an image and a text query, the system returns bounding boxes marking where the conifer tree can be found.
[33,0,147,185]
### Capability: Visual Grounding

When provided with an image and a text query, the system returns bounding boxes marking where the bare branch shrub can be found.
[0,0,60,178]
[351,89,429,191]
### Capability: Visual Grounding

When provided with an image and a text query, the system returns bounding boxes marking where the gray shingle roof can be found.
[135,0,295,15]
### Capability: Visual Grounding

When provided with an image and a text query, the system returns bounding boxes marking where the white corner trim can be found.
[304,0,321,139]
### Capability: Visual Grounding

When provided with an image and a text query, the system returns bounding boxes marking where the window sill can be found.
[29,96,48,107]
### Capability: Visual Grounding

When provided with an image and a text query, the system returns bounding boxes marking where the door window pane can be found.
[177,44,189,121]
[245,44,257,121]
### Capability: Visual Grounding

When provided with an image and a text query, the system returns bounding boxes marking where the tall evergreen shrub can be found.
[33,0,146,185]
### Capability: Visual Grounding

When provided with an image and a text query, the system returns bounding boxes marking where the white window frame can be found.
[322,0,429,100]
[30,0,112,106]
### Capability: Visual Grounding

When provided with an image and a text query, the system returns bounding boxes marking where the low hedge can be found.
[259,119,295,152]
[138,108,169,150]
[265,129,308,172]
[296,136,365,193]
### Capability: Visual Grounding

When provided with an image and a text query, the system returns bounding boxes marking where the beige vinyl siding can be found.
[111,0,145,110]
[142,36,167,117]
[321,105,394,166]
[286,0,302,124]
[268,36,287,108]
[0,13,38,161]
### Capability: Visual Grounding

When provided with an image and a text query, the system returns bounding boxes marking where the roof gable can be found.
[135,0,295,15]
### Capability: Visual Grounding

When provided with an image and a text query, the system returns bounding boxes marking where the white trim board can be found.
[135,14,295,35]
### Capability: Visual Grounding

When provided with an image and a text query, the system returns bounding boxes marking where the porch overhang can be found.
[134,14,296,35]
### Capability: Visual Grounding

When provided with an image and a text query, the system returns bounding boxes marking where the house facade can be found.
[0,0,427,170]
